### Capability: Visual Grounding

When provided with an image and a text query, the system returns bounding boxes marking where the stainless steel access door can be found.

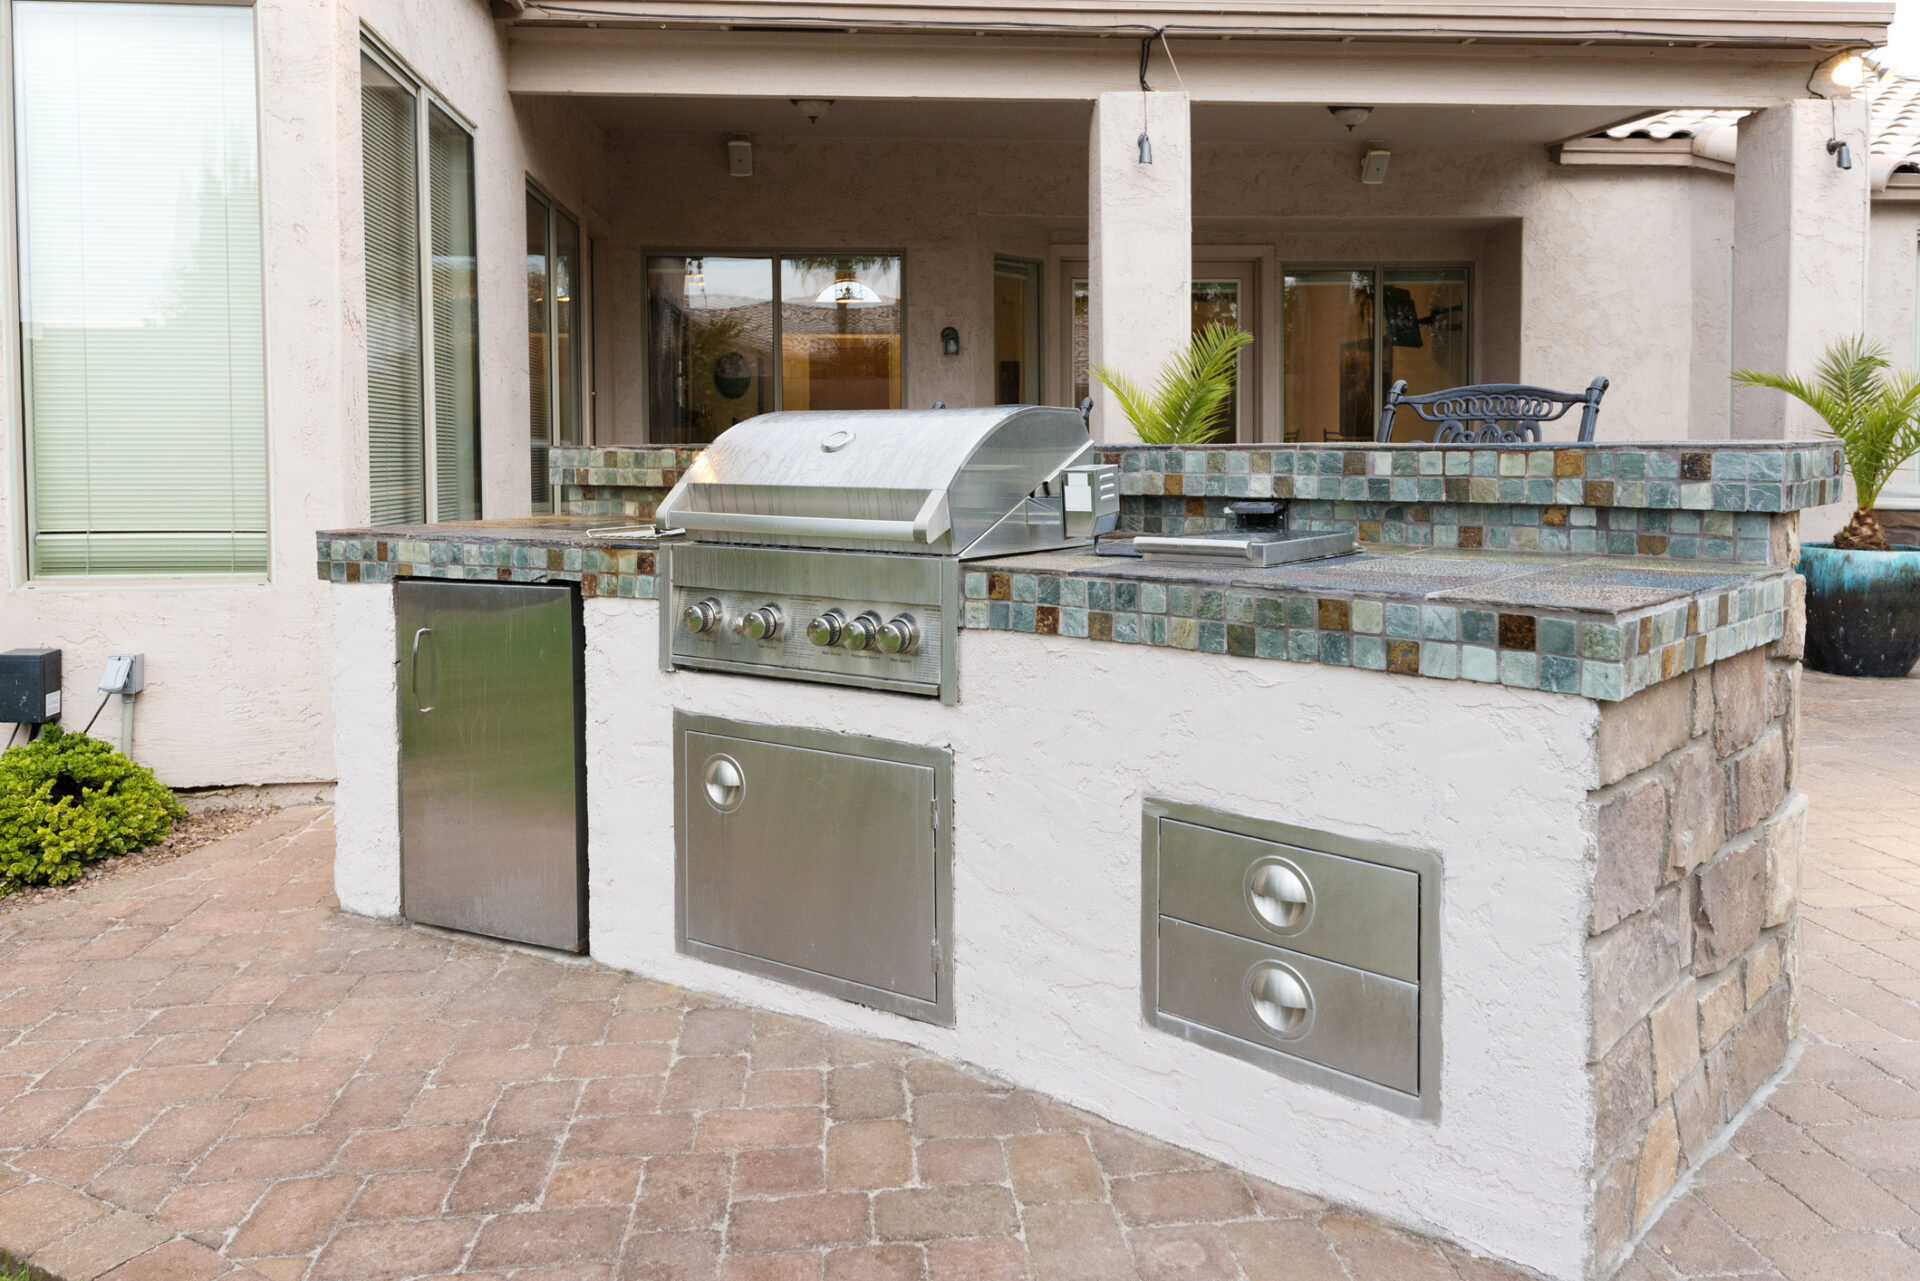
[676,713,953,1025]
[397,580,587,952]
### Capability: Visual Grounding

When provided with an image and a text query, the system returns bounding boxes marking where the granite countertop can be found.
[972,544,1785,618]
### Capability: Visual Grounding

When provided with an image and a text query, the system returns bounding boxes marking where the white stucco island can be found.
[321,437,1823,1281]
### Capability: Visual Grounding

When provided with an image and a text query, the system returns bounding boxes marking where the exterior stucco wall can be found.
[0,0,601,787]
[602,130,1707,445]
[590,603,1604,1279]
[329,583,1604,1276]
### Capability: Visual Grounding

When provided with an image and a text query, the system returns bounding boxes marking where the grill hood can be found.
[653,406,1104,558]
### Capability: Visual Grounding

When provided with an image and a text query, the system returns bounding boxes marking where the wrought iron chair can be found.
[1375,376,1609,444]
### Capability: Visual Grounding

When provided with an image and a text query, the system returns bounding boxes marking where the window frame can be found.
[1278,260,1474,443]
[7,0,274,586]
[640,247,908,444]
[361,34,480,525]
[528,180,584,513]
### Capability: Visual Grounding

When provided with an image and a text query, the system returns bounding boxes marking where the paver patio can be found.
[0,667,1911,1281]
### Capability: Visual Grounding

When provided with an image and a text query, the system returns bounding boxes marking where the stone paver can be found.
[0,809,1529,1280]
[1623,668,1920,1281]
[0,665,1912,1279]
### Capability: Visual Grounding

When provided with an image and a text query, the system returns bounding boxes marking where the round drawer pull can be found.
[1246,858,1312,933]
[703,755,744,812]
[1246,962,1313,1040]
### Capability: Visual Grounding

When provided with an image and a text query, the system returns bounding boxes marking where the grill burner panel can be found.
[664,544,957,701]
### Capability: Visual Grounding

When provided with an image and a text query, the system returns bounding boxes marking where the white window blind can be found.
[14,1,267,577]
[526,188,581,513]
[361,54,424,525]
[361,49,478,525]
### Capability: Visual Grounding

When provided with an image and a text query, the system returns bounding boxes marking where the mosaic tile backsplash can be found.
[962,562,1789,702]
[317,534,657,600]
[551,447,700,520]
[550,442,1836,565]
[1102,444,1841,564]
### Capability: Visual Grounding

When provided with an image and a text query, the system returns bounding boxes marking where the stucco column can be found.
[1088,90,1191,442]
[1730,96,1869,439]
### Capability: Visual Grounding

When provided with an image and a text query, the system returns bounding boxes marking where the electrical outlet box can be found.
[98,653,145,696]
[0,649,62,724]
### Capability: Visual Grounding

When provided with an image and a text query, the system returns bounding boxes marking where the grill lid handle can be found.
[660,491,952,548]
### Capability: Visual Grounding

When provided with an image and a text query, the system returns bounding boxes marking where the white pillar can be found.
[1730,96,1869,439]
[1088,90,1191,443]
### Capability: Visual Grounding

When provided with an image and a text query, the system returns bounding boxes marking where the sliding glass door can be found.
[1282,265,1470,442]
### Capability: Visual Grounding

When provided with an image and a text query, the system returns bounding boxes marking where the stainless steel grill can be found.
[657,407,1117,701]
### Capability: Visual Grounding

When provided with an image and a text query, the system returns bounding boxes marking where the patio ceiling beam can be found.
[506,0,1892,48]
[508,28,1843,109]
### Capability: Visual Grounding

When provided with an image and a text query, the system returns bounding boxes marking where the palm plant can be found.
[1090,324,1253,445]
[1733,336,1920,551]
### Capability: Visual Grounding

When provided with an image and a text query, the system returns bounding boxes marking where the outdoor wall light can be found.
[940,326,961,356]
[1329,105,1373,131]
[1828,137,1853,170]
[727,136,752,178]
[1360,148,1391,185]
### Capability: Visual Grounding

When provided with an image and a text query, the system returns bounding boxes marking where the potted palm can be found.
[1734,337,1920,677]
[1091,324,1252,444]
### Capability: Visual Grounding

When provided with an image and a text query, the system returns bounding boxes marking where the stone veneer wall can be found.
[1585,619,1808,1272]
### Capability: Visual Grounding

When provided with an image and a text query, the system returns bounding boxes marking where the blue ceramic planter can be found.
[1797,542,1920,677]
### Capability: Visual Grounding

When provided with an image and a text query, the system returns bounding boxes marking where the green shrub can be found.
[0,727,185,892]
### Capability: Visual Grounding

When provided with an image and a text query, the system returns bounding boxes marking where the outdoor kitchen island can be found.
[320,434,1835,1281]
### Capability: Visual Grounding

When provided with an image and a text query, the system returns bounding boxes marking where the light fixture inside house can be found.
[727,136,753,178]
[1138,131,1153,164]
[940,326,960,356]
[815,279,883,306]
[1828,137,1854,170]
[792,98,834,125]
[1329,105,1373,131]
[685,258,706,288]
[1360,147,1391,184]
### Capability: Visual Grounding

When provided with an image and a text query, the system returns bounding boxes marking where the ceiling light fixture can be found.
[1329,105,1373,131]
[792,98,834,125]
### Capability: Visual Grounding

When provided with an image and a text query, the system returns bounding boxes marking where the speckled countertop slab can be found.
[962,546,1789,700]
[979,546,1774,616]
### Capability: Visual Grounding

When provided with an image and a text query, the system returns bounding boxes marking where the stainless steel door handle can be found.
[411,628,434,714]
[703,755,744,811]
[1246,859,1313,932]
[1246,962,1313,1040]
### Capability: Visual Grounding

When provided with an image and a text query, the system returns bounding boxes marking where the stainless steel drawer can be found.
[1156,820,1420,981]
[1156,918,1419,1094]
[1141,798,1440,1119]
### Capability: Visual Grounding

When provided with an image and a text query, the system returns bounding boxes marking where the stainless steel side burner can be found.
[656,407,1118,702]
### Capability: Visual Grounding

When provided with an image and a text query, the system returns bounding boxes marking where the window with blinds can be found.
[13,1,267,577]
[526,187,581,513]
[360,45,478,526]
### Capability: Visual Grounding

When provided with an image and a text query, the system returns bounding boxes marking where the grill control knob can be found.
[806,610,846,647]
[682,597,723,635]
[843,612,882,651]
[743,605,783,641]
[876,614,919,655]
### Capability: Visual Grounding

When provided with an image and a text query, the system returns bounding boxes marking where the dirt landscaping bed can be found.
[0,805,278,919]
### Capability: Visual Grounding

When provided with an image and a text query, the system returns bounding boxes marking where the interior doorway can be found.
[992,258,1041,405]
[1057,257,1261,441]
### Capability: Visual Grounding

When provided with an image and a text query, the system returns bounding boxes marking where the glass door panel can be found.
[992,259,1040,405]
[778,256,903,412]
[645,255,776,444]
[1380,267,1470,441]
[526,194,551,506]
[1283,270,1376,442]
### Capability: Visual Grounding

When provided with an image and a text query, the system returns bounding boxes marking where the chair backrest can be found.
[1375,376,1610,444]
